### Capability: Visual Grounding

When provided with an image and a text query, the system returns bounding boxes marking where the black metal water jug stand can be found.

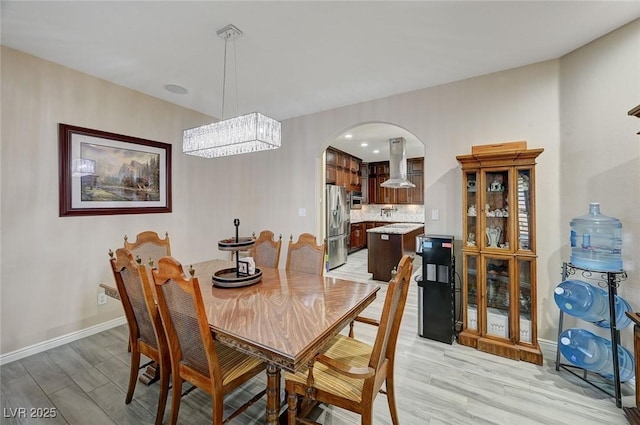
[212,219,262,288]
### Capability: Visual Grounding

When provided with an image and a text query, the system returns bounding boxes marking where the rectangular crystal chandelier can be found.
[183,112,281,158]
[182,24,282,159]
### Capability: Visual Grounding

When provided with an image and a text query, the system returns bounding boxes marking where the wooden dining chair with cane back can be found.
[124,231,171,268]
[248,230,283,269]
[152,256,266,425]
[285,233,326,275]
[109,248,170,425]
[284,254,414,425]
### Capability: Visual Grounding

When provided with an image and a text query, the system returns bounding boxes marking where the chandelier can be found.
[183,24,281,158]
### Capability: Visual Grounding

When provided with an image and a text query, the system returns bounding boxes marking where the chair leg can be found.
[386,375,400,425]
[154,362,170,425]
[211,392,224,425]
[125,343,140,404]
[361,408,373,425]
[168,373,183,425]
[287,391,298,424]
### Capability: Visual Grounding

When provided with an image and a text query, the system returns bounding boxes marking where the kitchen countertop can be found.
[366,223,424,234]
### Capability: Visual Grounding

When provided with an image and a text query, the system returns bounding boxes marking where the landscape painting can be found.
[79,143,161,202]
[59,124,172,216]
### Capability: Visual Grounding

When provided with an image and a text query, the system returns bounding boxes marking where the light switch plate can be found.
[298,208,306,217]
[431,209,440,220]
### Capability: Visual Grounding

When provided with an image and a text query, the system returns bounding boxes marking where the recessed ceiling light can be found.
[344,134,353,139]
[164,84,188,95]
[360,142,368,147]
[373,149,380,154]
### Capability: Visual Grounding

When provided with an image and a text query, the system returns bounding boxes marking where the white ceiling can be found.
[330,123,424,163]
[2,1,639,160]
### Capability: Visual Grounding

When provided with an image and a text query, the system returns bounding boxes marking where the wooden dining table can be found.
[103,258,380,424]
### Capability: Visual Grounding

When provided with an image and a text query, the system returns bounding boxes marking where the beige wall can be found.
[0,47,214,354]
[557,20,640,340]
[2,19,639,358]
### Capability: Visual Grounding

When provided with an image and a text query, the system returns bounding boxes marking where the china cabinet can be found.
[456,142,544,365]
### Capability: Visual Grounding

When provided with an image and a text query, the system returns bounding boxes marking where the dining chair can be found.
[109,248,170,425]
[284,254,414,425]
[248,230,282,269]
[124,230,171,267]
[152,256,266,425]
[285,233,326,275]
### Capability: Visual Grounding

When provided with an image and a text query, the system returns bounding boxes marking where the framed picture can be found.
[237,260,249,276]
[59,124,172,216]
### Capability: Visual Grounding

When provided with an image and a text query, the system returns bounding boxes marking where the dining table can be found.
[103,258,380,424]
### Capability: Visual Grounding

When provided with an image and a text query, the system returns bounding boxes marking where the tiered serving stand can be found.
[212,219,262,288]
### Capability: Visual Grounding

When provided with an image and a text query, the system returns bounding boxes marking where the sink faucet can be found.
[381,206,397,218]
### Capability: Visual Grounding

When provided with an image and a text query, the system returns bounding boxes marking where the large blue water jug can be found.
[554,279,632,329]
[559,328,634,382]
[570,202,622,272]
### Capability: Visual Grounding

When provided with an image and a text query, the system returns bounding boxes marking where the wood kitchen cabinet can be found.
[326,147,362,192]
[456,141,543,365]
[349,223,366,253]
[366,158,423,204]
[367,224,424,281]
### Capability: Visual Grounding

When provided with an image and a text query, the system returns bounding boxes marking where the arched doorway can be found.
[322,122,426,272]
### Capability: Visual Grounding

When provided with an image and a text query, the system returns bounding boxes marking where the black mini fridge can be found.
[417,235,455,344]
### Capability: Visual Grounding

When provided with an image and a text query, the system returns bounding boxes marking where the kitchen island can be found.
[367,223,424,281]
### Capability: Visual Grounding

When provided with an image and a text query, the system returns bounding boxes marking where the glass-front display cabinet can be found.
[457,142,543,365]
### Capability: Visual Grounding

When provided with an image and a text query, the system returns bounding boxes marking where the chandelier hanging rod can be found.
[217,24,242,120]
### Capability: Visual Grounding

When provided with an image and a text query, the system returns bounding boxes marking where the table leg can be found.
[266,364,281,424]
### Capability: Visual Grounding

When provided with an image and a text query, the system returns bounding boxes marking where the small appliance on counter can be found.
[416,234,455,344]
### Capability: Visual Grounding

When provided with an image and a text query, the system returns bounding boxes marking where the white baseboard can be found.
[0,316,126,366]
[538,337,557,353]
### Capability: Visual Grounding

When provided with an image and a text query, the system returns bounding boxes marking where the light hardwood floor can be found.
[1,249,634,424]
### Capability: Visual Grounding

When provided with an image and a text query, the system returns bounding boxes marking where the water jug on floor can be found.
[570,202,622,272]
[554,279,632,329]
[559,328,634,382]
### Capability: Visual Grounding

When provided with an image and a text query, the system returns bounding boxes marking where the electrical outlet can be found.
[97,292,108,306]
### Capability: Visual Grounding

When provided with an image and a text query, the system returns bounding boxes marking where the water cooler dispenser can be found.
[416,234,455,344]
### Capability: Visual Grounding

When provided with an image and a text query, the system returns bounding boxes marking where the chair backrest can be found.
[124,231,171,267]
[109,248,161,351]
[249,230,282,269]
[152,256,223,387]
[368,255,413,371]
[285,233,325,275]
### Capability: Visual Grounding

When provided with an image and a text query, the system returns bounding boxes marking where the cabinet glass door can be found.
[517,259,533,343]
[465,171,478,248]
[483,169,510,250]
[517,168,533,251]
[465,254,479,331]
[484,256,511,339]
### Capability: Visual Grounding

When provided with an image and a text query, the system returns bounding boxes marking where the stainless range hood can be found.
[380,137,416,188]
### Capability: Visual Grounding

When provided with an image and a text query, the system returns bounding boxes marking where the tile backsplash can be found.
[350,204,424,223]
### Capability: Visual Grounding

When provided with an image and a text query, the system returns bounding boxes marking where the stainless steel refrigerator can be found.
[326,185,349,270]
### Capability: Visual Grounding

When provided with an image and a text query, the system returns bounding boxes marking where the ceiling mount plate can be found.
[217,24,243,41]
